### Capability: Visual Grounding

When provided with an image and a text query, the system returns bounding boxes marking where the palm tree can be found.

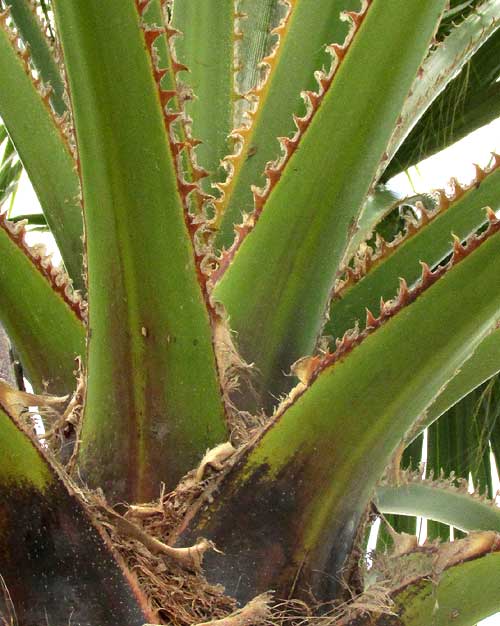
[1,1,500,624]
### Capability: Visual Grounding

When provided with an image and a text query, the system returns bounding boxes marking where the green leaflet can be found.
[341,185,408,266]
[6,0,66,115]
[382,0,500,180]
[384,26,500,180]
[0,403,153,625]
[172,0,235,186]
[0,400,51,489]
[215,0,358,246]
[382,548,500,626]
[415,327,500,437]
[53,0,228,503]
[0,128,22,203]
[180,219,500,603]
[354,533,500,626]
[0,14,83,287]
[214,0,448,410]
[426,381,495,511]
[326,161,500,341]
[376,477,500,533]
[0,214,84,394]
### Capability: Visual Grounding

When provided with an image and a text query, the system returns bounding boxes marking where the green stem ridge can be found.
[53,0,228,502]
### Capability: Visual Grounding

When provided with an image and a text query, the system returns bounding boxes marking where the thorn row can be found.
[135,0,220,304]
[308,207,500,385]
[333,155,500,299]
[0,9,76,157]
[387,469,500,509]
[210,0,373,287]
[213,0,296,222]
[0,211,87,321]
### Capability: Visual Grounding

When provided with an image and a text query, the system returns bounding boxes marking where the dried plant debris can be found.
[369,531,500,592]
[83,486,236,626]
[74,470,500,626]
[44,358,85,466]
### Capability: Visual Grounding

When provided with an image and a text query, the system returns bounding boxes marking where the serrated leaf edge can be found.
[209,0,372,288]
[0,210,87,321]
[333,154,500,300]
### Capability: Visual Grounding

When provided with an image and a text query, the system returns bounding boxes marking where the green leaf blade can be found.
[53,0,228,502]
[182,217,500,603]
[326,160,500,341]
[216,0,358,246]
[173,0,235,186]
[215,0,448,409]
[0,15,83,286]
[377,478,500,533]
[7,0,67,115]
[0,214,85,394]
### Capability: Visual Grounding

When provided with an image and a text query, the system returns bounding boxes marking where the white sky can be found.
[8,116,500,625]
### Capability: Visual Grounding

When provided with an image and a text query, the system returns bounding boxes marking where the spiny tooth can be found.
[436,189,450,210]
[328,43,346,61]
[305,90,321,108]
[136,0,149,14]
[265,167,281,186]
[449,177,465,199]
[54,271,66,287]
[398,277,410,304]
[178,181,197,197]
[252,189,266,211]
[365,308,377,329]
[6,218,27,236]
[164,111,181,125]
[293,114,308,132]
[452,234,466,260]
[473,163,487,181]
[143,28,161,49]
[166,27,180,40]
[486,207,497,223]
[420,261,432,282]
[343,10,364,27]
